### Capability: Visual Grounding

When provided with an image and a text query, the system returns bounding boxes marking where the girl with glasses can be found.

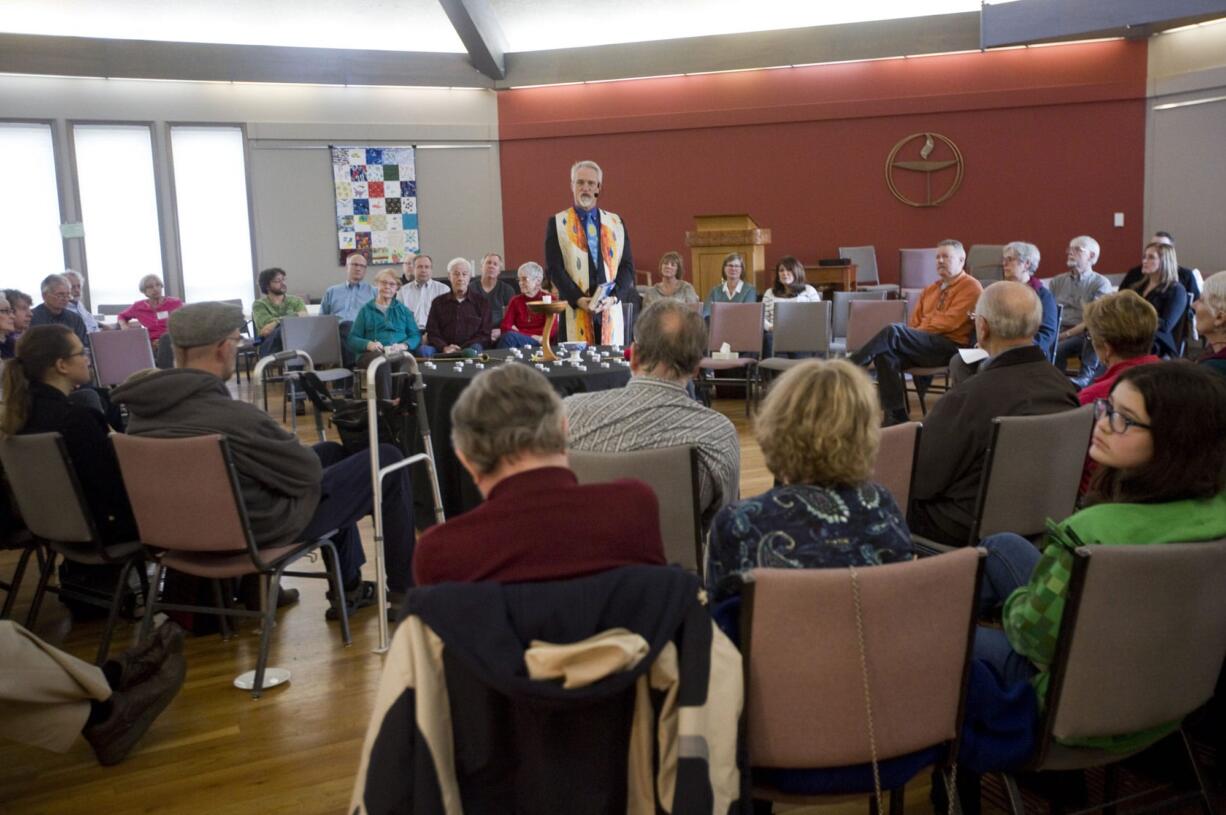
[972,362,1226,754]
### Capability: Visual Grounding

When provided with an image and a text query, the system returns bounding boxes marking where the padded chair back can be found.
[0,433,97,544]
[899,248,939,289]
[97,304,128,316]
[832,290,889,340]
[1104,272,1126,289]
[772,300,831,356]
[972,404,1094,542]
[569,446,701,571]
[966,244,1005,282]
[707,302,764,354]
[839,246,880,286]
[90,326,156,387]
[874,422,921,513]
[846,299,906,354]
[112,434,251,553]
[1046,540,1226,744]
[281,314,344,368]
[743,549,982,767]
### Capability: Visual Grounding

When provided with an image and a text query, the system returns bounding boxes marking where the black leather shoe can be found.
[85,652,186,766]
[105,621,185,692]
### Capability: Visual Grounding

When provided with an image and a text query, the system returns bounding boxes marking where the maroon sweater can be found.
[413,467,665,586]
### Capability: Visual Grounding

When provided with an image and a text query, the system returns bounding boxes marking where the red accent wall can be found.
[497,40,1148,285]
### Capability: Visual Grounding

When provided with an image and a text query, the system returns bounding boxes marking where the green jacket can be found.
[1003,491,1226,752]
[347,299,421,356]
[252,295,307,332]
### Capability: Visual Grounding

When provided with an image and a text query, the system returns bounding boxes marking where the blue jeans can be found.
[973,533,1042,685]
[497,331,540,349]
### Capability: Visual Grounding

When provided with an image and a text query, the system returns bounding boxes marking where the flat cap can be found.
[168,301,246,348]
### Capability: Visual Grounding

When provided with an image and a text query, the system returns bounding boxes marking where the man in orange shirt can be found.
[850,239,983,424]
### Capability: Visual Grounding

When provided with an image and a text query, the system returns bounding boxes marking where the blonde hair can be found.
[1084,289,1158,358]
[755,359,880,486]
[1135,241,1178,292]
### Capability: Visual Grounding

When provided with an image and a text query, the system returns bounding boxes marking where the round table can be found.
[410,347,632,522]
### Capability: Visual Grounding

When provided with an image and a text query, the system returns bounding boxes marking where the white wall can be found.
[1144,22,1226,277]
[0,74,503,303]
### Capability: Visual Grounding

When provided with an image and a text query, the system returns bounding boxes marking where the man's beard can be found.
[577,193,596,208]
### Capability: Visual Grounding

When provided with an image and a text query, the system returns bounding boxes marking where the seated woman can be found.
[761,255,821,357]
[704,359,913,604]
[1077,290,1160,405]
[974,363,1226,752]
[0,295,16,359]
[641,252,700,309]
[497,262,559,349]
[1125,242,1188,358]
[1194,270,1226,376]
[118,274,182,345]
[347,268,421,400]
[1,325,136,546]
[704,252,757,317]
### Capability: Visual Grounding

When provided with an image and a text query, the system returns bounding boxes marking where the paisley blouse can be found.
[704,482,914,603]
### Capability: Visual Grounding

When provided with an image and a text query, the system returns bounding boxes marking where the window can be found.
[0,123,65,300]
[170,126,256,312]
[73,124,164,310]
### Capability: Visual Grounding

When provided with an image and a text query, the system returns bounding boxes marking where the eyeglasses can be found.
[1093,398,1152,434]
[0,306,12,315]
[63,350,87,359]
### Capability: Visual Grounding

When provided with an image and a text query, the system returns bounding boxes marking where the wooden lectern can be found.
[685,214,771,298]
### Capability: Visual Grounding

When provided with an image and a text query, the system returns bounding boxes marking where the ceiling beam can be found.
[437,0,507,81]
[981,0,1226,48]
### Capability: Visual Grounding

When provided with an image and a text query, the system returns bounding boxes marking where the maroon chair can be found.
[111,433,352,698]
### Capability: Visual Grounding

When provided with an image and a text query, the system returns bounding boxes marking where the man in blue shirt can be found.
[321,252,375,364]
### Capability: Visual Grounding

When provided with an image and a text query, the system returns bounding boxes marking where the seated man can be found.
[112,302,416,615]
[320,252,375,366]
[565,299,739,533]
[1051,235,1114,387]
[0,619,184,766]
[413,363,666,585]
[850,239,983,425]
[910,282,1079,545]
[30,273,89,350]
[423,257,491,356]
[252,267,307,357]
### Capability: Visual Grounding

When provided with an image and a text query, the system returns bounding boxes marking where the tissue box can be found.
[711,351,739,360]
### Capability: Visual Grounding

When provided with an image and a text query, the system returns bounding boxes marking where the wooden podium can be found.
[685,214,771,298]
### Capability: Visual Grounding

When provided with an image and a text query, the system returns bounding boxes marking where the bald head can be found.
[976,281,1041,345]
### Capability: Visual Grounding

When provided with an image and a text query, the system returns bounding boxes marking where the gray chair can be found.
[999,539,1226,814]
[966,244,1005,283]
[568,446,702,572]
[899,248,939,290]
[90,325,156,388]
[874,421,922,515]
[697,302,763,415]
[1104,272,1126,289]
[828,290,889,356]
[97,304,129,317]
[914,404,1094,553]
[280,314,354,425]
[0,433,147,663]
[758,300,831,383]
[839,245,898,295]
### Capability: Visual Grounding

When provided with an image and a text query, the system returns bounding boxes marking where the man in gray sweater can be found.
[112,302,415,616]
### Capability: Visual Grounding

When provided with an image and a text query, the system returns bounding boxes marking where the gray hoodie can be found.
[112,368,321,549]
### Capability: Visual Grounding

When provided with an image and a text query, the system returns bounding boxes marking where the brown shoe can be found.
[85,652,186,766]
[105,621,186,692]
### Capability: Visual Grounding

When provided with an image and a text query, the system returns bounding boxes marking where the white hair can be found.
[1202,270,1226,315]
[1003,241,1040,274]
[517,261,545,284]
[1070,235,1100,264]
[446,257,472,275]
[40,273,69,294]
[570,160,603,184]
[937,238,965,261]
[62,268,83,283]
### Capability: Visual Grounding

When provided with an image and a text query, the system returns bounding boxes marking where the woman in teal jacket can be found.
[975,362,1226,753]
[348,268,421,400]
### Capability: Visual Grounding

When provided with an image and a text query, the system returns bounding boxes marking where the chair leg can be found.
[139,562,166,643]
[888,786,906,815]
[252,571,283,699]
[96,559,135,664]
[1001,773,1026,815]
[1101,763,1119,815]
[24,549,58,629]
[211,579,233,640]
[1,544,37,619]
[1179,727,1215,815]
[322,541,351,646]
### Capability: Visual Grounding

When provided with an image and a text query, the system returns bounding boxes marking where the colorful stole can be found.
[553,207,626,345]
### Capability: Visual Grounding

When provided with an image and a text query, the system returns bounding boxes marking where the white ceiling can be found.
[2,0,988,54]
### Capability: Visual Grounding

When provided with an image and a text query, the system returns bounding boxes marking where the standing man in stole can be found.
[544,160,638,345]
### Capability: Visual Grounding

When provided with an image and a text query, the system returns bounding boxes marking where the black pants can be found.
[850,324,959,421]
